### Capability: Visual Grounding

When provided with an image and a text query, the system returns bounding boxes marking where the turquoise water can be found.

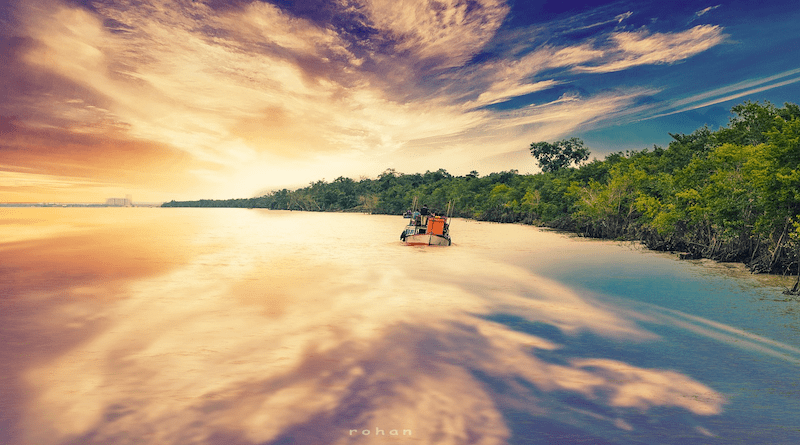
[1,209,798,444]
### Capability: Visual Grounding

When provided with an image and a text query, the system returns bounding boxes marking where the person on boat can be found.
[420,204,429,225]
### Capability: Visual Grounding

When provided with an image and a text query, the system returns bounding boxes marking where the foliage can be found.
[529,137,590,172]
[164,100,800,277]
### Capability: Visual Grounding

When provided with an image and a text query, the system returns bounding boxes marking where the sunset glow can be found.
[2,0,799,202]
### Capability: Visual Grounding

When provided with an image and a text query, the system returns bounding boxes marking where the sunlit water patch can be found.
[1,209,798,444]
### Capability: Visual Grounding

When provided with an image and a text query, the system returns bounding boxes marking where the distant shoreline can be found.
[0,203,163,207]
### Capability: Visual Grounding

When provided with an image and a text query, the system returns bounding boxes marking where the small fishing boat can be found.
[400,199,452,246]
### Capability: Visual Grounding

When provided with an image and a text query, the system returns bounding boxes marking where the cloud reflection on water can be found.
[2,210,739,444]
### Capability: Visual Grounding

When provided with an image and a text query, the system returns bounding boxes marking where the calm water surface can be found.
[1,208,798,445]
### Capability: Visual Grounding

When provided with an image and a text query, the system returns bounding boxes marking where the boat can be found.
[400,199,452,246]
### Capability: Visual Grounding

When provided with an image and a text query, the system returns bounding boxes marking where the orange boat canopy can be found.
[427,216,447,236]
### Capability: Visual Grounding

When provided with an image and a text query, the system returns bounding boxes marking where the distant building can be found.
[105,196,132,207]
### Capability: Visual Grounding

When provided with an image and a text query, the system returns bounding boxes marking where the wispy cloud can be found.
[573,25,726,73]
[687,4,721,25]
[567,9,634,34]
[488,88,660,138]
[615,11,633,23]
[694,4,721,19]
[357,0,508,68]
[634,68,800,122]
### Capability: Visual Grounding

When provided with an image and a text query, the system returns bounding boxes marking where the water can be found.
[1,208,798,445]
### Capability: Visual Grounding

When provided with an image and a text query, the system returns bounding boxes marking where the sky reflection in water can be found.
[1,209,798,444]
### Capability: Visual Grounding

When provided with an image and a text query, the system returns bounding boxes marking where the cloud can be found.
[461,43,604,108]
[574,25,726,73]
[475,79,562,107]
[560,9,633,35]
[0,114,211,201]
[626,68,800,123]
[357,0,508,68]
[694,4,721,19]
[615,11,633,23]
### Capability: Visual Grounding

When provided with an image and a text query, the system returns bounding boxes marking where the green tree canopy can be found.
[529,137,590,172]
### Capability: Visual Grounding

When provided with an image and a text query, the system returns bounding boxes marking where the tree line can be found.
[163,100,800,290]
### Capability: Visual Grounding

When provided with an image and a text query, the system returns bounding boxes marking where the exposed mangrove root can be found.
[785,278,800,296]
[785,257,800,296]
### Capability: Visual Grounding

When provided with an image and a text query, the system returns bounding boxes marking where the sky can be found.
[1,0,799,203]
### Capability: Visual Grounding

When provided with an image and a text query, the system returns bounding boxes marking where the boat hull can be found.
[404,233,451,246]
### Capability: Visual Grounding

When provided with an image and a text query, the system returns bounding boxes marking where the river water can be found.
[1,208,798,445]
